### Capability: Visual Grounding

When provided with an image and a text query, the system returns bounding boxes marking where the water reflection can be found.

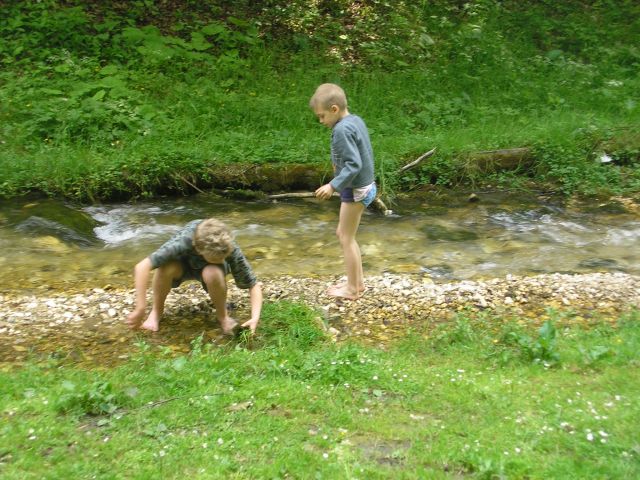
[0,192,639,293]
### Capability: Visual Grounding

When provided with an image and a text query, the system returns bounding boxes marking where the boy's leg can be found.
[142,261,183,332]
[329,201,365,299]
[202,264,238,335]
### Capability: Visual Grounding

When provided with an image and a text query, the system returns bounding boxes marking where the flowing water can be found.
[1,191,639,293]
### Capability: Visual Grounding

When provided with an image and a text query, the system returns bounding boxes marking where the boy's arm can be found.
[241,282,263,333]
[126,257,153,328]
[227,246,262,333]
[328,126,363,192]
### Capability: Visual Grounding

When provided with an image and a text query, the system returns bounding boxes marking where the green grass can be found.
[1,1,639,200]
[1,302,639,479]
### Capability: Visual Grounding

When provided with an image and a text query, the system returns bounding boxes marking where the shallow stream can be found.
[1,191,639,293]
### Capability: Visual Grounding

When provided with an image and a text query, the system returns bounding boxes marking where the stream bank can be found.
[1,272,638,369]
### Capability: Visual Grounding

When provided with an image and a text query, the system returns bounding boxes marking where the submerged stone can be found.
[16,216,98,247]
[9,200,102,246]
[421,224,479,242]
[577,258,622,270]
[420,264,455,279]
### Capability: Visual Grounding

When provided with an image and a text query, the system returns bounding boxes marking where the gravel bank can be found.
[1,272,638,366]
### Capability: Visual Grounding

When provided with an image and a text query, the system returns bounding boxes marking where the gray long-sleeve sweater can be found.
[329,115,375,192]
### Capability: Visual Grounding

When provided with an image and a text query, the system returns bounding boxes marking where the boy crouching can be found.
[126,218,262,334]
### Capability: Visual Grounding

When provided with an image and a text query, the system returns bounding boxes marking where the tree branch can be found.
[398,147,437,173]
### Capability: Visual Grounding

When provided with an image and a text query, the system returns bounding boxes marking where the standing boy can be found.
[310,83,376,300]
[126,218,262,334]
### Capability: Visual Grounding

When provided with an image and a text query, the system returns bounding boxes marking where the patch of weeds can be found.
[579,344,613,366]
[189,333,210,357]
[132,338,152,363]
[497,320,560,366]
[56,380,128,416]
[432,316,479,350]
[460,453,506,479]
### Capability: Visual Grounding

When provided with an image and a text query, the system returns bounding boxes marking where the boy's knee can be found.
[202,264,225,287]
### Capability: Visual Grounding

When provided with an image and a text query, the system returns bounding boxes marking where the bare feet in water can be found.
[126,308,160,332]
[141,310,160,332]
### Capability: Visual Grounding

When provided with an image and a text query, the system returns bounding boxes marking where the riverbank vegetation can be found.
[1,302,639,478]
[1,1,639,201]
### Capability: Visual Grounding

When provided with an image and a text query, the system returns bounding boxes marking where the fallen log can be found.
[267,191,393,215]
[267,192,324,199]
[265,149,438,215]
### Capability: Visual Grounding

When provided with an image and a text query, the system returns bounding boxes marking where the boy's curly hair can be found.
[193,218,234,258]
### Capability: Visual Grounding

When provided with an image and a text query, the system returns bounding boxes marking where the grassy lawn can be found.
[1,302,639,479]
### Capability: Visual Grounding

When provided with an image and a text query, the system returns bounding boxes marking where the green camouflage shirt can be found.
[148,220,257,289]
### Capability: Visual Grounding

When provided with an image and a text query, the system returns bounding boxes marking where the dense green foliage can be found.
[2,302,639,478]
[1,0,639,200]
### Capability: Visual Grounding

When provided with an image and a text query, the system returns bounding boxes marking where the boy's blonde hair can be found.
[309,83,348,111]
[193,218,234,258]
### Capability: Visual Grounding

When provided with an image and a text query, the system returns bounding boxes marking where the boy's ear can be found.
[330,104,340,113]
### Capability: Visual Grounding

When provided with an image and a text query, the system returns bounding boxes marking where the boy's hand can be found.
[241,317,260,334]
[126,307,146,329]
[315,183,335,200]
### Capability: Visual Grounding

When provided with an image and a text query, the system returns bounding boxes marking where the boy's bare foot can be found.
[141,311,160,332]
[126,308,146,329]
[326,285,360,301]
[219,316,239,336]
[331,281,366,293]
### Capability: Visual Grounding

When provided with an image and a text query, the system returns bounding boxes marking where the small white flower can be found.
[323,453,329,459]
[586,433,594,441]
[217,438,224,445]
[158,450,166,457]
